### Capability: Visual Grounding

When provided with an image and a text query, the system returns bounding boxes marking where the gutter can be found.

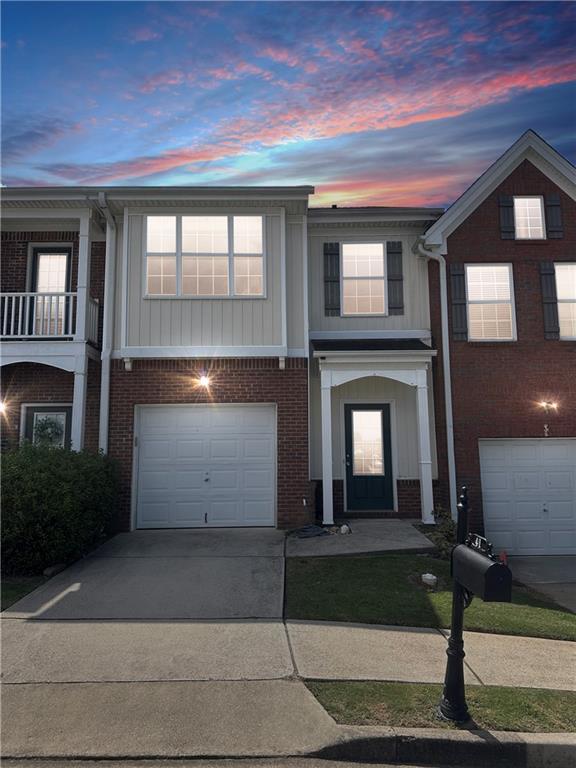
[416,238,458,519]
[95,192,116,453]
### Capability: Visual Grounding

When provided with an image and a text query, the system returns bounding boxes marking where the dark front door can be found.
[344,404,393,511]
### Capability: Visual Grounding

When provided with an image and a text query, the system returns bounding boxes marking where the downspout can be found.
[96,192,116,453]
[417,239,458,519]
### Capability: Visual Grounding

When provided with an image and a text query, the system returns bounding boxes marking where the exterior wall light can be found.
[199,375,210,388]
[0,401,6,415]
[539,401,558,412]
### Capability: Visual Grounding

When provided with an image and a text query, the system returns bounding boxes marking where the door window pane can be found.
[352,410,384,476]
[35,253,68,293]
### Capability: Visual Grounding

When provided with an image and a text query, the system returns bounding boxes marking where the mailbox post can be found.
[438,487,471,722]
[438,486,512,723]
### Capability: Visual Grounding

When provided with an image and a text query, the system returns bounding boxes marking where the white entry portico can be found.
[314,346,437,525]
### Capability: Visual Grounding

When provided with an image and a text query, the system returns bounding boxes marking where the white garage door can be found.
[135,405,276,528]
[479,439,576,555]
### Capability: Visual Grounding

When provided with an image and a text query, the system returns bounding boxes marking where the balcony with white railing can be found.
[0,293,100,345]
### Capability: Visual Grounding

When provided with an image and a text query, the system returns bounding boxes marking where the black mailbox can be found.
[451,544,512,602]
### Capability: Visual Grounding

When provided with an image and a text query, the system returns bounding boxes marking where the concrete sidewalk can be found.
[3,617,574,690]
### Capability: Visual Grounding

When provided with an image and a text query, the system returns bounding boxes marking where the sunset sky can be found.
[2,1,575,206]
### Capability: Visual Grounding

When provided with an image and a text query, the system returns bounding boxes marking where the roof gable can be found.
[423,130,576,253]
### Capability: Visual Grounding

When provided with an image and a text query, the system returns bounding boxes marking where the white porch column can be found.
[416,369,435,524]
[320,369,334,525]
[71,356,88,451]
[75,211,92,341]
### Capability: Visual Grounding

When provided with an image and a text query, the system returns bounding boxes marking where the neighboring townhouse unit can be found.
[1,130,575,554]
[422,130,576,555]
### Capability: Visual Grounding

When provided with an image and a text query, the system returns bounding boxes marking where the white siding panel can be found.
[124,213,283,349]
[287,217,305,349]
[309,363,438,480]
[308,231,430,332]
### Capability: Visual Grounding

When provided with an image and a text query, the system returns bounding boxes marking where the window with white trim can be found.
[465,264,516,341]
[555,263,576,339]
[341,243,386,315]
[514,197,545,239]
[145,215,264,297]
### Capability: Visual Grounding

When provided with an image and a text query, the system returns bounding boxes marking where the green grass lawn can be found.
[1,576,45,610]
[307,681,576,732]
[286,554,576,641]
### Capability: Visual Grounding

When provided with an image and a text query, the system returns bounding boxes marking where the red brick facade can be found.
[107,357,313,531]
[433,159,576,530]
[0,360,101,453]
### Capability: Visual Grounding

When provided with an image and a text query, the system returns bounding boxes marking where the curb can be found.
[314,726,576,767]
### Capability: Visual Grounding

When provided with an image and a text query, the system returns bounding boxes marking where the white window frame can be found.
[144,215,266,299]
[555,262,576,341]
[514,196,546,240]
[465,263,517,342]
[340,241,388,317]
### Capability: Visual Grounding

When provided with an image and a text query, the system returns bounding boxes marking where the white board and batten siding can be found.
[307,231,431,333]
[479,439,576,555]
[135,405,276,528]
[114,212,306,352]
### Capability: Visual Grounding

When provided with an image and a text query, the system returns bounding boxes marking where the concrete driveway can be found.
[509,556,576,613]
[4,529,286,620]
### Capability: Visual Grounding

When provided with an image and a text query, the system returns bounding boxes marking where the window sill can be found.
[143,295,267,301]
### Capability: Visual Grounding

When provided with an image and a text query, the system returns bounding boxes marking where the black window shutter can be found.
[386,241,404,315]
[450,263,468,340]
[324,242,341,316]
[499,195,515,239]
[545,194,563,239]
[540,262,560,339]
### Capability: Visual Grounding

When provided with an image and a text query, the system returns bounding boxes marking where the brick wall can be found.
[107,357,313,531]
[435,159,576,530]
[1,232,105,346]
[315,478,444,520]
[0,361,101,452]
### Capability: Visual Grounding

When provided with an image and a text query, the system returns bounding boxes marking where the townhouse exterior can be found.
[1,130,575,555]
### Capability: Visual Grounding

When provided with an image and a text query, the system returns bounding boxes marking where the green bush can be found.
[428,505,457,559]
[1,444,119,575]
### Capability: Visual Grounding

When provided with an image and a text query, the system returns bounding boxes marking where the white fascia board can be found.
[424,130,576,251]
[312,350,437,362]
[112,345,289,359]
[309,330,431,340]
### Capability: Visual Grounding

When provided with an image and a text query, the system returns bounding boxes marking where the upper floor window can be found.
[145,215,264,297]
[513,197,545,239]
[555,263,576,339]
[341,243,386,315]
[465,264,516,341]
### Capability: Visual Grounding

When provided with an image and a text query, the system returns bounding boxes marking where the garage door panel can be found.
[210,439,240,459]
[136,405,276,528]
[173,469,205,490]
[175,440,204,459]
[479,439,576,556]
[244,438,274,459]
[173,500,206,524]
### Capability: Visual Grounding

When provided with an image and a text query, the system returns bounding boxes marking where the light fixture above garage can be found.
[539,401,558,412]
[199,374,210,388]
[0,401,6,415]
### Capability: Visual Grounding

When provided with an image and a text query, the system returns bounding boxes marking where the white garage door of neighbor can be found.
[136,405,276,528]
[479,439,576,555]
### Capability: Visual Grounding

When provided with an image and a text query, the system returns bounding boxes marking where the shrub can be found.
[1,444,119,575]
[427,505,457,559]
